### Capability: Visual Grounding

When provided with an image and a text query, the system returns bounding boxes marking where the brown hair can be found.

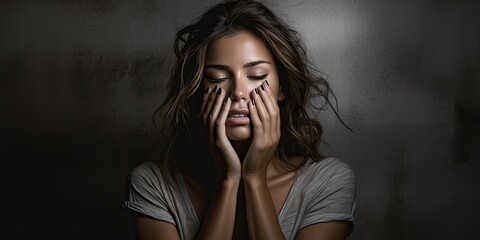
[154,0,348,171]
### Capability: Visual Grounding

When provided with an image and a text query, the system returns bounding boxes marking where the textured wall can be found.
[1,0,479,239]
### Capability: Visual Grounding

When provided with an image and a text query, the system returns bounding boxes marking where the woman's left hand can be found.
[242,81,281,179]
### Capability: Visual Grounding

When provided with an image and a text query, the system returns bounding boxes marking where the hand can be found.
[199,86,242,180]
[242,81,281,179]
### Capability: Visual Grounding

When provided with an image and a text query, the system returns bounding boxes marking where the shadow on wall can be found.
[1,51,170,240]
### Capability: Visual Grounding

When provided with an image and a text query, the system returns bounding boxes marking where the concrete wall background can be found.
[1,0,479,239]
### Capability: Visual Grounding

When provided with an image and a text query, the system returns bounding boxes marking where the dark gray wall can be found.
[1,0,479,239]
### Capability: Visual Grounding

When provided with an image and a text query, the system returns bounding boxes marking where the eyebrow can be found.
[243,60,271,68]
[204,60,271,70]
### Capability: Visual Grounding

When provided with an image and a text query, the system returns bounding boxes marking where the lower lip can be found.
[227,116,250,125]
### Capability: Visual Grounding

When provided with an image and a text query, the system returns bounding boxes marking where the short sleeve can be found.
[300,159,356,235]
[122,162,176,225]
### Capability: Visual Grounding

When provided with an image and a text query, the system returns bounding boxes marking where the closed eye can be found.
[204,77,229,83]
[248,74,268,80]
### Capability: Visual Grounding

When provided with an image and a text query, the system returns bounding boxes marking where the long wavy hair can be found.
[154,0,348,173]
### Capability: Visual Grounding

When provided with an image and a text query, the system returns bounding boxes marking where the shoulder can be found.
[128,161,162,176]
[128,161,162,182]
[126,161,176,192]
[123,161,179,225]
[302,157,355,182]
[296,157,356,233]
[298,157,356,200]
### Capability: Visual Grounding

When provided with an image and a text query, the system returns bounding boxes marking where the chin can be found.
[226,125,252,141]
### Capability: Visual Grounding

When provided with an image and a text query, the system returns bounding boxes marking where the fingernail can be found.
[255,88,259,94]
[217,88,221,95]
[224,96,228,102]
[204,87,209,93]
[252,99,255,106]
[213,85,217,92]
[260,84,265,91]
[265,80,270,86]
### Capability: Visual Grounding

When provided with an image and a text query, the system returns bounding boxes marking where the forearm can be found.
[244,175,286,240]
[196,177,240,240]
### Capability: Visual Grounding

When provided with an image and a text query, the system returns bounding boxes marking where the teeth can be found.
[229,114,248,118]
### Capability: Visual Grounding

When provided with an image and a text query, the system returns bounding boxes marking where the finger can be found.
[252,84,270,134]
[262,80,279,113]
[198,87,211,117]
[248,95,263,138]
[208,87,226,141]
[264,79,277,105]
[259,81,280,138]
[202,85,218,122]
[216,96,231,144]
[250,88,267,134]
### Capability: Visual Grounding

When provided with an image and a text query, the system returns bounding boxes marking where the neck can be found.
[230,138,252,162]
[180,138,252,185]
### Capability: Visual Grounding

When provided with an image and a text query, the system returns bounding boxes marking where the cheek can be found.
[247,82,262,94]
[202,80,228,90]
[263,78,282,100]
[246,81,277,99]
[249,83,281,103]
[202,79,214,88]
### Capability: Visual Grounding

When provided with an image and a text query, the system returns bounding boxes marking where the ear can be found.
[278,85,285,101]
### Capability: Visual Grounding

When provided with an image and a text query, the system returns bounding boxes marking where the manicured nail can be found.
[224,96,228,102]
[255,88,259,94]
[204,87,209,93]
[213,85,217,92]
[252,99,255,106]
[260,84,265,91]
[217,88,221,95]
[265,80,270,86]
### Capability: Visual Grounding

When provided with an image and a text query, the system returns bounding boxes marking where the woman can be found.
[123,1,356,239]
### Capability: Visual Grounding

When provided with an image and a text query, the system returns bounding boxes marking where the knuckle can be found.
[260,142,269,149]
[270,133,276,140]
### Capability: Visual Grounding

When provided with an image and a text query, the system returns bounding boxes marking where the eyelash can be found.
[204,77,228,83]
[248,74,268,80]
[204,74,268,83]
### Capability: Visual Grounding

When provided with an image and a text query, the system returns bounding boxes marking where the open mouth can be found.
[226,111,250,125]
[228,114,249,118]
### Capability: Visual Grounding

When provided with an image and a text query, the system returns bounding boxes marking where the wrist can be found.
[214,166,241,182]
[241,172,267,184]
[218,175,241,188]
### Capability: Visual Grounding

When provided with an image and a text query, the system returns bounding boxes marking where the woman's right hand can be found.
[199,86,241,180]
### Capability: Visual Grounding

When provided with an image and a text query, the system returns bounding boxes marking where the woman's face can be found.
[202,30,284,141]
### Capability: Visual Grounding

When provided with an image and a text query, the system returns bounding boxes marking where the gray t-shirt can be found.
[123,157,356,239]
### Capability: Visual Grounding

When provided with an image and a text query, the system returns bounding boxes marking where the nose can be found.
[229,76,248,102]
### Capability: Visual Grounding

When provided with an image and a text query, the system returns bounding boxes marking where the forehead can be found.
[205,30,274,64]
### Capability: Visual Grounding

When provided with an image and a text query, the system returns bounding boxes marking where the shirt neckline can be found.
[277,158,310,221]
[175,158,310,227]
